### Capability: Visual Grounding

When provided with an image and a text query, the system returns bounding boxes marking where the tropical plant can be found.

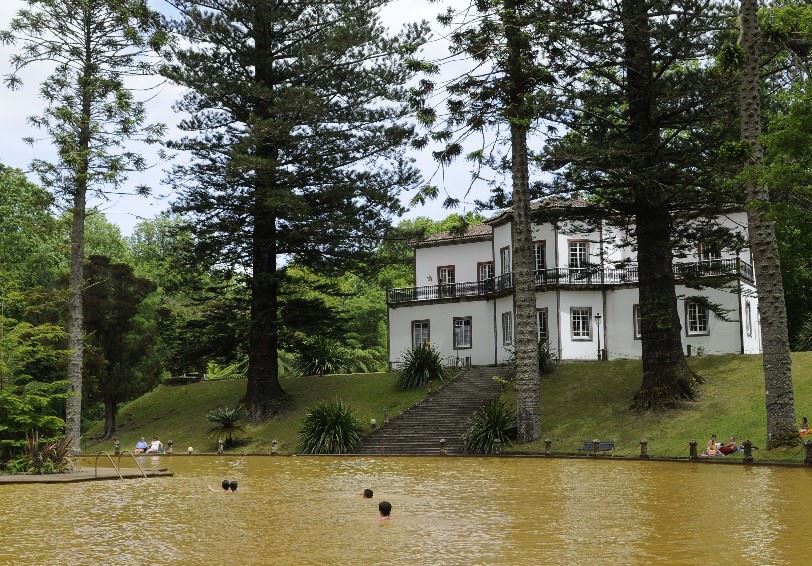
[205,358,248,381]
[396,343,447,390]
[298,400,363,455]
[295,337,351,377]
[463,400,517,455]
[21,432,74,474]
[206,406,248,448]
[539,340,558,376]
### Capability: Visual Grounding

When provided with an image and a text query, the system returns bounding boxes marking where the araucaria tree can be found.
[737,0,797,446]
[164,1,427,417]
[1,0,167,448]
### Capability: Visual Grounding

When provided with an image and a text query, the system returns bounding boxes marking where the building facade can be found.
[387,200,761,367]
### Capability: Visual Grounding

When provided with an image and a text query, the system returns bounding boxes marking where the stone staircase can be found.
[357,366,504,455]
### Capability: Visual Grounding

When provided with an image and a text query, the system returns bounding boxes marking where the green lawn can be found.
[84,372,426,455]
[511,352,812,462]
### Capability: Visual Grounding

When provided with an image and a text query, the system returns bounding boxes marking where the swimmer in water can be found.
[229,480,238,493]
[378,501,392,520]
[362,489,373,499]
[207,479,232,492]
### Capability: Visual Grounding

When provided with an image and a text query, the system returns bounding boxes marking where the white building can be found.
[387,199,762,367]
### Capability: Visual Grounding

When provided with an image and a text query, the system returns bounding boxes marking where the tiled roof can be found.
[487,197,591,225]
[418,223,493,245]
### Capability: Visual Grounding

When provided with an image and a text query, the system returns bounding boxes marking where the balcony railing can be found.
[387,258,753,305]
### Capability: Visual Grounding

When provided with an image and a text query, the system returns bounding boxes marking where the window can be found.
[571,307,592,340]
[633,304,642,340]
[569,240,589,270]
[533,241,546,272]
[537,308,549,343]
[502,312,513,345]
[745,301,752,337]
[437,265,455,285]
[477,261,494,281]
[686,300,709,335]
[411,320,430,347]
[699,242,722,261]
[453,317,472,349]
[500,246,511,275]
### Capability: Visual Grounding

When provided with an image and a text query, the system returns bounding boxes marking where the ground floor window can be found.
[453,316,472,349]
[502,312,513,345]
[571,307,592,340]
[633,304,642,339]
[686,300,709,335]
[537,308,549,343]
[411,320,430,347]
[745,301,752,337]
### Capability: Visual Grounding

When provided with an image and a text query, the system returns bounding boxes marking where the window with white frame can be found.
[633,304,642,339]
[477,261,494,281]
[571,307,592,340]
[453,317,472,349]
[534,241,546,272]
[745,301,752,337]
[500,246,511,274]
[569,240,589,270]
[686,300,709,335]
[698,242,722,261]
[437,265,455,285]
[411,320,430,347]
[537,308,549,343]
[502,312,513,345]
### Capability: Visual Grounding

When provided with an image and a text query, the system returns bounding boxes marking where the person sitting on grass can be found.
[801,417,811,437]
[719,436,738,455]
[134,437,148,454]
[378,501,392,520]
[146,436,163,453]
[703,434,722,457]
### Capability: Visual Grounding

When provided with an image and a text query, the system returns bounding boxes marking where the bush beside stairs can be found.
[357,366,503,455]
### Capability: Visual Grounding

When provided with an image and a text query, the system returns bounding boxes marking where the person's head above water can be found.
[378,501,392,517]
[363,489,373,498]
[221,479,230,491]
[229,480,238,492]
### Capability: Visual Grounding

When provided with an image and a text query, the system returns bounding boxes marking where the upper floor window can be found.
[477,261,494,281]
[698,242,722,261]
[500,246,511,274]
[686,300,709,335]
[412,320,430,347]
[437,265,455,285]
[745,301,752,337]
[571,307,592,340]
[453,316,472,349]
[569,240,589,270]
[633,304,642,340]
[537,308,549,343]
[534,241,546,272]
[502,312,513,345]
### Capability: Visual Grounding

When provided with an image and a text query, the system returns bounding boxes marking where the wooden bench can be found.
[577,440,615,454]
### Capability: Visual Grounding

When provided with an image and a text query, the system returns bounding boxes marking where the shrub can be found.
[295,337,350,376]
[206,406,248,448]
[396,343,447,389]
[463,400,517,454]
[298,399,362,454]
[20,432,74,474]
[204,358,247,381]
[539,340,558,375]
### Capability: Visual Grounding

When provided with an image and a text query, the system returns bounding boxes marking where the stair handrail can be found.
[94,450,123,480]
[117,449,149,479]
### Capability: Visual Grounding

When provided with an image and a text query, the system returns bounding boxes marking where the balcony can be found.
[387,258,753,305]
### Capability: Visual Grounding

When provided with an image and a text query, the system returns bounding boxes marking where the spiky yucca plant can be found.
[463,400,517,454]
[397,343,447,389]
[206,406,248,447]
[298,399,362,454]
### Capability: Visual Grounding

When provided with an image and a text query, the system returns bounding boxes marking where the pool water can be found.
[1,456,810,565]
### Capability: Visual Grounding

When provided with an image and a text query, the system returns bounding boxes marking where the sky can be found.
[0,0,478,235]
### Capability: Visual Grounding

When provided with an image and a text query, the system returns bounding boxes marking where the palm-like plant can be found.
[463,400,517,454]
[206,406,248,448]
[397,343,447,389]
[298,399,362,454]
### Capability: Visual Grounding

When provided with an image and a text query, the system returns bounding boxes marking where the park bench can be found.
[577,440,615,454]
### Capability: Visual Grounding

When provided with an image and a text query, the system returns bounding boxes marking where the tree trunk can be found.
[622,0,699,410]
[103,400,117,440]
[738,0,797,447]
[65,12,94,451]
[504,0,540,442]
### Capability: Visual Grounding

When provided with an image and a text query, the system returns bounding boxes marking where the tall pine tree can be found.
[163,1,427,417]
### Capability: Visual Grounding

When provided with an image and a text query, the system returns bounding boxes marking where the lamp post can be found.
[595,312,602,360]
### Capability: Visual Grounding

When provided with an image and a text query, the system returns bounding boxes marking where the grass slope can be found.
[513,352,812,462]
[84,372,425,455]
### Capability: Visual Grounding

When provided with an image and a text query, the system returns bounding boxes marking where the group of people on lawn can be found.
[133,436,163,454]
[703,416,811,457]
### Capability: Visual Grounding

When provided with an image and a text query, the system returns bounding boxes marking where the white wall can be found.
[677,284,743,356]
[740,283,761,354]
[494,295,514,363]
[492,222,512,275]
[414,240,493,286]
[535,291,559,358]
[388,299,495,366]
[558,290,604,360]
[555,221,601,269]
[603,288,642,359]
[531,222,557,268]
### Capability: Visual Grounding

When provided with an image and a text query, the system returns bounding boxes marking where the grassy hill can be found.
[85,353,812,461]
[84,372,426,455]
[514,352,812,462]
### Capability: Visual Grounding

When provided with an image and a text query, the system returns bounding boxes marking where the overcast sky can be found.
[0,0,476,235]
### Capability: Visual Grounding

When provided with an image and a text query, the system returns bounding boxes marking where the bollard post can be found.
[805,441,812,466]
[217,439,224,455]
[370,418,377,430]
[493,438,502,456]
[167,440,174,455]
[439,438,447,455]
[639,439,649,459]
[591,439,600,457]
[113,438,121,456]
[742,439,754,463]
[271,440,279,456]
[383,408,389,425]
[544,439,552,456]
[689,439,698,460]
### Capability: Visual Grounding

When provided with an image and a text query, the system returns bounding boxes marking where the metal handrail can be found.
[117,450,149,479]
[94,451,123,480]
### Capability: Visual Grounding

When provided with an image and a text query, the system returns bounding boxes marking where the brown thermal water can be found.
[1,456,810,565]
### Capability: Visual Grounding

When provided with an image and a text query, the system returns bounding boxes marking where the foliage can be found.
[206,406,248,447]
[463,400,517,455]
[293,337,382,376]
[20,432,74,474]
[396,343,447,390]
[297,400,363,455]
[205,358,247,381]
[538,340,558,376]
